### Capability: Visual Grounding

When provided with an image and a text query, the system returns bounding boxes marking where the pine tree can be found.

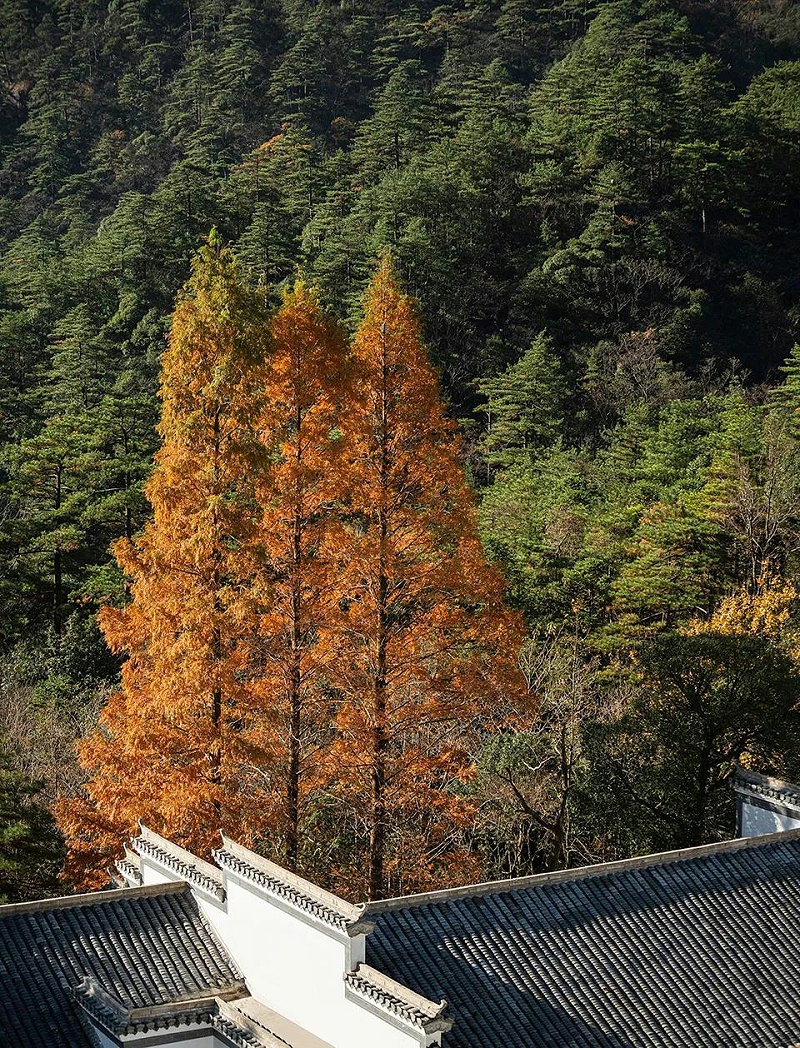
[771,344,800,438]
[56,236,271,886]
[477,333,568,474]
[3,419,100,635]
[327,258,526,900]
[249,282,348,870]
[351,60,428,181]
[0,738,62,904]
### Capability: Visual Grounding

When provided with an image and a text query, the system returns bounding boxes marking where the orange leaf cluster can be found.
[57,248,528,898]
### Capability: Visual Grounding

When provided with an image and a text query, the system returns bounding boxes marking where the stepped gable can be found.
[214,834,366,933]
[0,881,245,1048]
[733,765,800,809]
[362,828,800,1048]
[132,822,227,900]
[344,963,452,1034]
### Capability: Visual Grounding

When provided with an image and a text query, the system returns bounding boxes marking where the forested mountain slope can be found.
[2,0,800,898]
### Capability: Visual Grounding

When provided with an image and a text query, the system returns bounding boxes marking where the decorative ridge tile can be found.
[344,963,452,1032]
[73,976,247,1037]
[133,823,226,900]
[218,999,295,1046]
[361,824,800,915]
[732,766,800,806]
[115,853,143,887]
[214,835,365,933]
[76,984,289,1047]
[212,1013,270,1046]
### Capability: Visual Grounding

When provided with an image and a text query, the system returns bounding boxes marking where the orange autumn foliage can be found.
[326,258,527,900]
[56,239,273,887]
[247,282,349,869]
[57,248,529,896]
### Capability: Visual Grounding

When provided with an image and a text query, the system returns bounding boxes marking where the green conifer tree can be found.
[478,333,568,474]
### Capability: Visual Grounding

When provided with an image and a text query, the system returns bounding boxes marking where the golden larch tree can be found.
[248,282,349,870]
[56,237,272,886]
[327,258,527,900]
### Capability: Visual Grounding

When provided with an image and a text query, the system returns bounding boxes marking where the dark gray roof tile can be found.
[365,833,800,1048]
[0,882,244,1048]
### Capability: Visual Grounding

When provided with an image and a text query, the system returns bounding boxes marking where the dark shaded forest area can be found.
[2,0,800,900]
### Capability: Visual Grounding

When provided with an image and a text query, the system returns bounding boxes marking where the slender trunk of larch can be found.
[286,400,303,868]
[369,324,390,900]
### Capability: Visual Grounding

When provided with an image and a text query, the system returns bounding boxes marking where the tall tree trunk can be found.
[369,327,390,901]
[286,404,303,868]
[53,462,63,634]
[691,744,713,848]
[209,407,222,818]
[369,550,389,900]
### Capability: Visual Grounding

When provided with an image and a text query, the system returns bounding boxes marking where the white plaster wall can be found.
[138,858,182,887]
[91,1025,218,1048]
[135,856,424,1048]
[741,798,800,837]
[198,875,422,1048]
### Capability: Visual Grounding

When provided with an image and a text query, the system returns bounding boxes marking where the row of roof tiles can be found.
[7,795,800,1048]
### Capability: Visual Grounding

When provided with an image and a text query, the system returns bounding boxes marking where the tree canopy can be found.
[3,0,800,896]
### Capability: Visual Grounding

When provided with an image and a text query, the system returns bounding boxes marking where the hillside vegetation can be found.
[2,0,800,898]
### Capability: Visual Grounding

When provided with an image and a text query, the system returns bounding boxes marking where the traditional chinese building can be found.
[3,771,800,1047]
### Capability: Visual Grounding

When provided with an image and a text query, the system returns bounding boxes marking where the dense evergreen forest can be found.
[2,0,800,900]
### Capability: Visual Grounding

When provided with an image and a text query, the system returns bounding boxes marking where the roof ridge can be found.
[362,826,800,914]
[0,879,186,919]
[215,835,364,930]
[344,963,452,1033]
[350,963,447,1018]
[133,823,225,900]
[74,977,248,1038]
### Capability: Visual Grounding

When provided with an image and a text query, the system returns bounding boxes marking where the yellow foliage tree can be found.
[56,238,272,887]
[325,258,528,900]
[685,572,800,661]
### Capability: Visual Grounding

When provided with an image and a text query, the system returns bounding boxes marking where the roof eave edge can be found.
[217,833,365,928]
[133,823,226,901]
[360,824,800,915]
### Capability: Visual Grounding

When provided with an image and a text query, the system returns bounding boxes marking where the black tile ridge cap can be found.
[75,975,248,1022]
[75,991,217,1039]
[0,877,187,919]
[215,833,366,928]
[360,825,800,915]
[217,998,294,1047]
[213,1013,271,1047]
[732,764,800,800]
[345,962,452,1032]
[135,822,225,894]
[115,851,143,886]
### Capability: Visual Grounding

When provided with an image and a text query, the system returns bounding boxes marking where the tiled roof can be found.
[0,881,245,1048]
[364,829,800,1048]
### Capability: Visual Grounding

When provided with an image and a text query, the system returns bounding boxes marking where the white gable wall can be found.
[136,852,432,1048]
[200,873,427,1048]
[740,797,800,836]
